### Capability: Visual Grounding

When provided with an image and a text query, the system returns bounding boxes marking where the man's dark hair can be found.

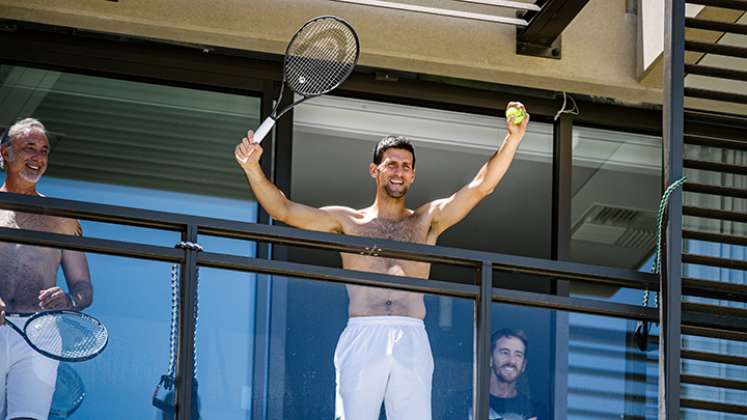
[491,328,529,356]
[372,135,416,167]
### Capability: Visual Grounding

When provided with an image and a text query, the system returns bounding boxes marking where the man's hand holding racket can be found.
[39,286,74,310]
[235,130,264,171]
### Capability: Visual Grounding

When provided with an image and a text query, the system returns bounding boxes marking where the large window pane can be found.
[0,64,262,419]
[0,64,260,216]
[250,275,474,420]
[570,127,662,303]
[291,95,553,260]
[486,301,658,420]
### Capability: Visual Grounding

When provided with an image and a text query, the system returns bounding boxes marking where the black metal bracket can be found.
[516,32,562,59]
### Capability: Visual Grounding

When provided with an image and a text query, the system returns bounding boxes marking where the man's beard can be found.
[383,183,409,198]
[19,168,43,184]
[493,363,521,384]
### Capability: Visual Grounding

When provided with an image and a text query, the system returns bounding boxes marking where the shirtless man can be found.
[235,102,529,420]
[0,118,92,420]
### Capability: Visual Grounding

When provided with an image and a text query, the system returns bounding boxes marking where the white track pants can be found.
[334,316,433,420]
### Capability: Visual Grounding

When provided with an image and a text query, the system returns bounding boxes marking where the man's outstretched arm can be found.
[427,102,529,236]
[235,131,346,233]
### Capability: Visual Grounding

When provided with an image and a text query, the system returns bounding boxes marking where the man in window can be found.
[235,102,528,420]
[0,118,92,420]
[469,329,546,420]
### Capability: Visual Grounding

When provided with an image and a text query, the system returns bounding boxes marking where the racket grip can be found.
[253,117,276,144]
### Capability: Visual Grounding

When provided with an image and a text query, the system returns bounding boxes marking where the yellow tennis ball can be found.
[505,106,525,125]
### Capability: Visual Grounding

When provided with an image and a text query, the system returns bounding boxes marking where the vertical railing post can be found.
[473,261,493,420]
[662,0,685,417]
[176,224,199,420]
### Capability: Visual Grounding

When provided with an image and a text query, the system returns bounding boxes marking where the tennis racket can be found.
[4,310,108,362]
[49,363,86,418]
[251,15,360,144]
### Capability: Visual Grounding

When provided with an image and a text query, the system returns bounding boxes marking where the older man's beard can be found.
[19,168,43,184]
[6,151,43,184]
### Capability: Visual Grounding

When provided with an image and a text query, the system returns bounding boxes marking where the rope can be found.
[642,176,687,309]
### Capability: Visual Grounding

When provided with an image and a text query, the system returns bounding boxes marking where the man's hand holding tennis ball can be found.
[505,101,529,138]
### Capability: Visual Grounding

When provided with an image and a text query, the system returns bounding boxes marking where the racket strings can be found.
[285,18,358,96]
[26,314,107,359]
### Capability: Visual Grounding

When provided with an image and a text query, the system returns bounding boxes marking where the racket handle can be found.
[253,117,277,144]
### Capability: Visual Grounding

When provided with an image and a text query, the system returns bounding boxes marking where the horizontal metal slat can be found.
[686,0,747,10]
[682,349,747,366]
[329,0,529,25]
[685,87,747,105]
[681,398,747,415]
[685,17,747,35]
[685,40,747,58]
[683,302,747,318]
[683,206,747,223]
[683,253,747,271]
[685,134,747,151]
[684,182,747,199]
[681,374,747,391]
[684,158,747,175]
[685,63,747,82]
[683,229,747,246]
[683,277,747,303]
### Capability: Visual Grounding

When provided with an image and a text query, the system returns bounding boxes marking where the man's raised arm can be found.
[427,102,529,236]
[235,130,345,233]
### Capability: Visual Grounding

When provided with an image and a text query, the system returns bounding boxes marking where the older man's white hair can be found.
[0,118,47,170]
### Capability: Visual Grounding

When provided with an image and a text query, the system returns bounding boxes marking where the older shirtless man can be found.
[0,118,92,420]
[235,102,529,420]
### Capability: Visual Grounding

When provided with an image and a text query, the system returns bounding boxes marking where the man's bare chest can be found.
[347,216,430,244]
[0,210,71,234]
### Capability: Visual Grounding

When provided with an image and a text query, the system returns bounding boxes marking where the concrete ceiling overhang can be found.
[0,0,663,108]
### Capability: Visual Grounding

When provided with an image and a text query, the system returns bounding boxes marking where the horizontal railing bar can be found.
[683,205,747,223]
[683,229,747,246]
[685,17,747,35]
[492,288,658,321]
[0,191,190,230]
[681,398,747,415]
[686,0,747,10]
[0,226,184,262]
[684,133,747,151]
[197,251,479,299]
[684,182,747,199]
[685,63,747,82]
[685,40,747,58]
[684,158,747,175]
[683,277,747,303]
[0,193,655,290]
[681,349,747,366]
[198,251,659,320]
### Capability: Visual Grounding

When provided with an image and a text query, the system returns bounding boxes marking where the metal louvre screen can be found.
[285,17,359,97]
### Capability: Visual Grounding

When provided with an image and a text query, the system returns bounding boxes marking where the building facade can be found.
[0,1,745,419]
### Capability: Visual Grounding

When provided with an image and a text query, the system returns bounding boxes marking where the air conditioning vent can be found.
[572,204,657,249]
